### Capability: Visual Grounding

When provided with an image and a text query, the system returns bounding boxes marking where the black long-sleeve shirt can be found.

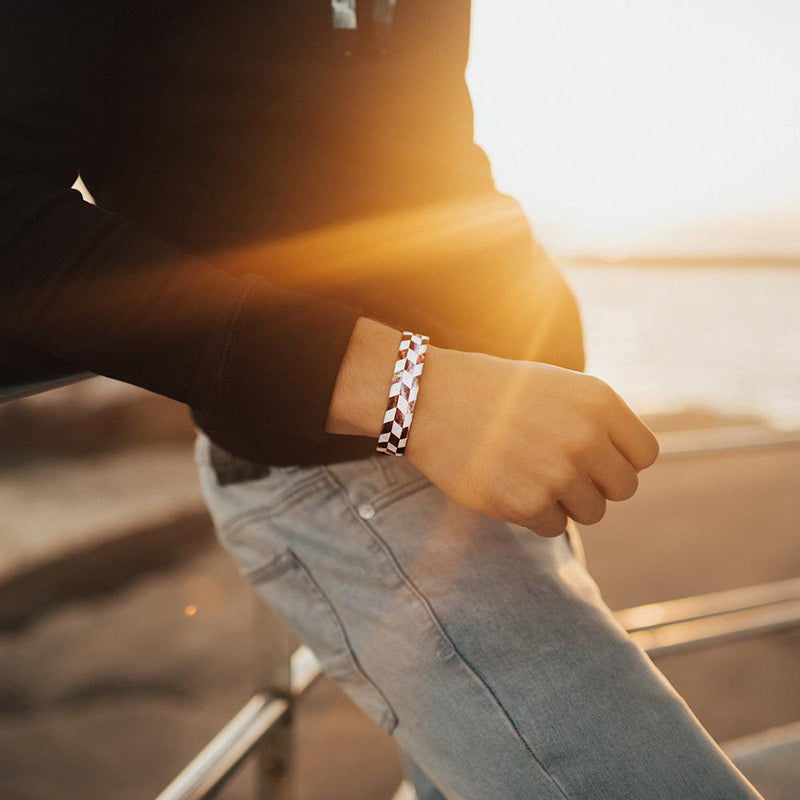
[0,0,583,465]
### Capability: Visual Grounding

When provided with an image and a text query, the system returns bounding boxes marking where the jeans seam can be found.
[371,475,432,511]
[321,466,572,799]
[374,454,398,487]
[219,474,330,538]
[288,549,399,732]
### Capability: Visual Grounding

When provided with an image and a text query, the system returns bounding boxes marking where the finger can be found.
[560,475,607,525]
[526,503,568,538]
[590,438,639,501]
[607,394,660,471]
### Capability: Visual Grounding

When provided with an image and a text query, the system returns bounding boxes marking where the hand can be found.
[405,346,659,536]
[326,318,659,537]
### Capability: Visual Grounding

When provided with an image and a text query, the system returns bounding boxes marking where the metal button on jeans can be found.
[357,503,376,520]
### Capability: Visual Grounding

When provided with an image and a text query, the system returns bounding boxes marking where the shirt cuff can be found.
[191,272,364,446]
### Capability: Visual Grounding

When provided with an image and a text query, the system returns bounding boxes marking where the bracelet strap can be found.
[376,331,429,457]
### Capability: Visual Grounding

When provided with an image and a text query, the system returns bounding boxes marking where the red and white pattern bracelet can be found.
[376,331,430,457]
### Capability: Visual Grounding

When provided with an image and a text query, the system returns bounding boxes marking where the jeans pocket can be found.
[211,471,329,556]
[245,548,398,733]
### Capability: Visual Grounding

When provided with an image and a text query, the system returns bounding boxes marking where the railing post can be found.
[253,599,296,800]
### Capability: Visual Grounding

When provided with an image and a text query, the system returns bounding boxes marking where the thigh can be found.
[196,436,761,800]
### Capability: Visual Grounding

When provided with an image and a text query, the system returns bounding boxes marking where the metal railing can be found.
[157,579,800,800]
[157,639,322,800]
[4,374,800,800]
[0,370,93,405]
[618,577,800,656]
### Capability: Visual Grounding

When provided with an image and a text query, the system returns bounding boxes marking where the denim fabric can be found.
[195,434,762,800]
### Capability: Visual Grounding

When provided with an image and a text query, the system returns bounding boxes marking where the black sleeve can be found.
[0,0,363,444]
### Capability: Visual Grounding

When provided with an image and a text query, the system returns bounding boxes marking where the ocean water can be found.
[562,263,800,429]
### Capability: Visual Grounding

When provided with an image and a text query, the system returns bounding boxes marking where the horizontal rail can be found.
[0,372,92,405]
[626,600,800,657]
[656,424,800,457]
[156,646,322,800]
[723,719,800,762]
[616,577,800,632]
[616,577,800,657]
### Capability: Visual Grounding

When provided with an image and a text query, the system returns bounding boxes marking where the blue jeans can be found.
[195,435,761,799]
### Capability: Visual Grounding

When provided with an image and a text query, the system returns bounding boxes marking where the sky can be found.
[467,0,800,259]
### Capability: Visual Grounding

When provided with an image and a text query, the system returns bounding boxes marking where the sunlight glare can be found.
[468,1,800,258]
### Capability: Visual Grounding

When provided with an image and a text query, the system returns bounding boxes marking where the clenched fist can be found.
[406,346,658,536]
[327,317,659,536]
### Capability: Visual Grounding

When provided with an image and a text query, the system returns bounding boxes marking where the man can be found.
[1,2,761,797]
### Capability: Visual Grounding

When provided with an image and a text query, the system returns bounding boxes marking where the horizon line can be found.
[559,253,800,268]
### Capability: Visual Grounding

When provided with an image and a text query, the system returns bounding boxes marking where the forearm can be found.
[325,316,447,447]
[325,317,400,436]
[0,170,365,445]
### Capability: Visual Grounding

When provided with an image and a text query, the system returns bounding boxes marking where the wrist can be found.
[376,330,430,457]
[403,343,464,465]
[325,317,403,437]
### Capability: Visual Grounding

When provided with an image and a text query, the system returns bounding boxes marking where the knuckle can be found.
[590,501,607,524]
[647,436,661,465]
[505,489,546,524]
[528,490,552,519]
[552,512,570,536]
[555,463,580,491]
[586,375,615,409]
[530,479,558,507]
[521,496,566,538]
[608,471,638,501]
[633,437,660,470]
[574,501,606,526]
[624,470,640,497]
[531,517,567,538]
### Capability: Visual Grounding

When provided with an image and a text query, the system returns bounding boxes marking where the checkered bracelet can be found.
[376,330,430,457]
